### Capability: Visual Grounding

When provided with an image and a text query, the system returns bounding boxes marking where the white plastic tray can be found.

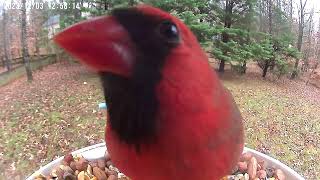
[26,143,305,180]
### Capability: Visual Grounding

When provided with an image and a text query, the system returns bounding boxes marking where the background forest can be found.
[2,0,320,80]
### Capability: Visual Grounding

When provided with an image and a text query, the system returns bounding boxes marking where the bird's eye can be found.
[158,21,180,44]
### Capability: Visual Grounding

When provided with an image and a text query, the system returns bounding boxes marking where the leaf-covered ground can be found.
[0,62,319,179]
[0,63,106,179]
[220,71,320,180]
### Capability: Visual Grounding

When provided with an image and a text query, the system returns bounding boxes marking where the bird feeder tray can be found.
[26,143,304,180]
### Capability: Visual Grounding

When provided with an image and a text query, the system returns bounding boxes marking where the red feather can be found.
[55,5,244,180]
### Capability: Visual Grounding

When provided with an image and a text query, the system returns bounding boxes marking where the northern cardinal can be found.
[54,5,244,180]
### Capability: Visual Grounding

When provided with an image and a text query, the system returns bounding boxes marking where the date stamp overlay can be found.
[2,1,89,10]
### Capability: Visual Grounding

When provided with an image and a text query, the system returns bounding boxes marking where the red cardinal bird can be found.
[54,5,244,180]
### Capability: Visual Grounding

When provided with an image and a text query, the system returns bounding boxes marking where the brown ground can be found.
[0,62,319,179]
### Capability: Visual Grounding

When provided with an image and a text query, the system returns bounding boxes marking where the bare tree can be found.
[301,8,314,72]
[289,0,293,20]
[281,0,293,23]
[29,0,50,69]
[315,17,320,59]
[291,0,309,79]
[2,8,11,71]
[21,0,33,81]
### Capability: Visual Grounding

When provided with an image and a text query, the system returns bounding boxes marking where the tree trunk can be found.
[258,0,265,32]
[219,60,225,72]
[303,12,313,72]
[261,0,273,78]
[219,0,233,73]
[291,23,303,79]
[21,0,33,82]
[291,0,308,79]
[291,59,300,79]
[35,35,43,70]
[306,62,318,85]
[290,0,293,20]
[241,61,247,74]
[74,0,81,22]
[262,61,270,78]
[268,0,272,34]
[104,0,108,11]
[2,9,11,71]
[1,56,4,67]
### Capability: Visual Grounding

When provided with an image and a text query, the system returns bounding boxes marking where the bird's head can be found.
[54,5,213,146]
[54,5,205,77]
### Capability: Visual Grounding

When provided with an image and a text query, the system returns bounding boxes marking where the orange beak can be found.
[53,15,134,77]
